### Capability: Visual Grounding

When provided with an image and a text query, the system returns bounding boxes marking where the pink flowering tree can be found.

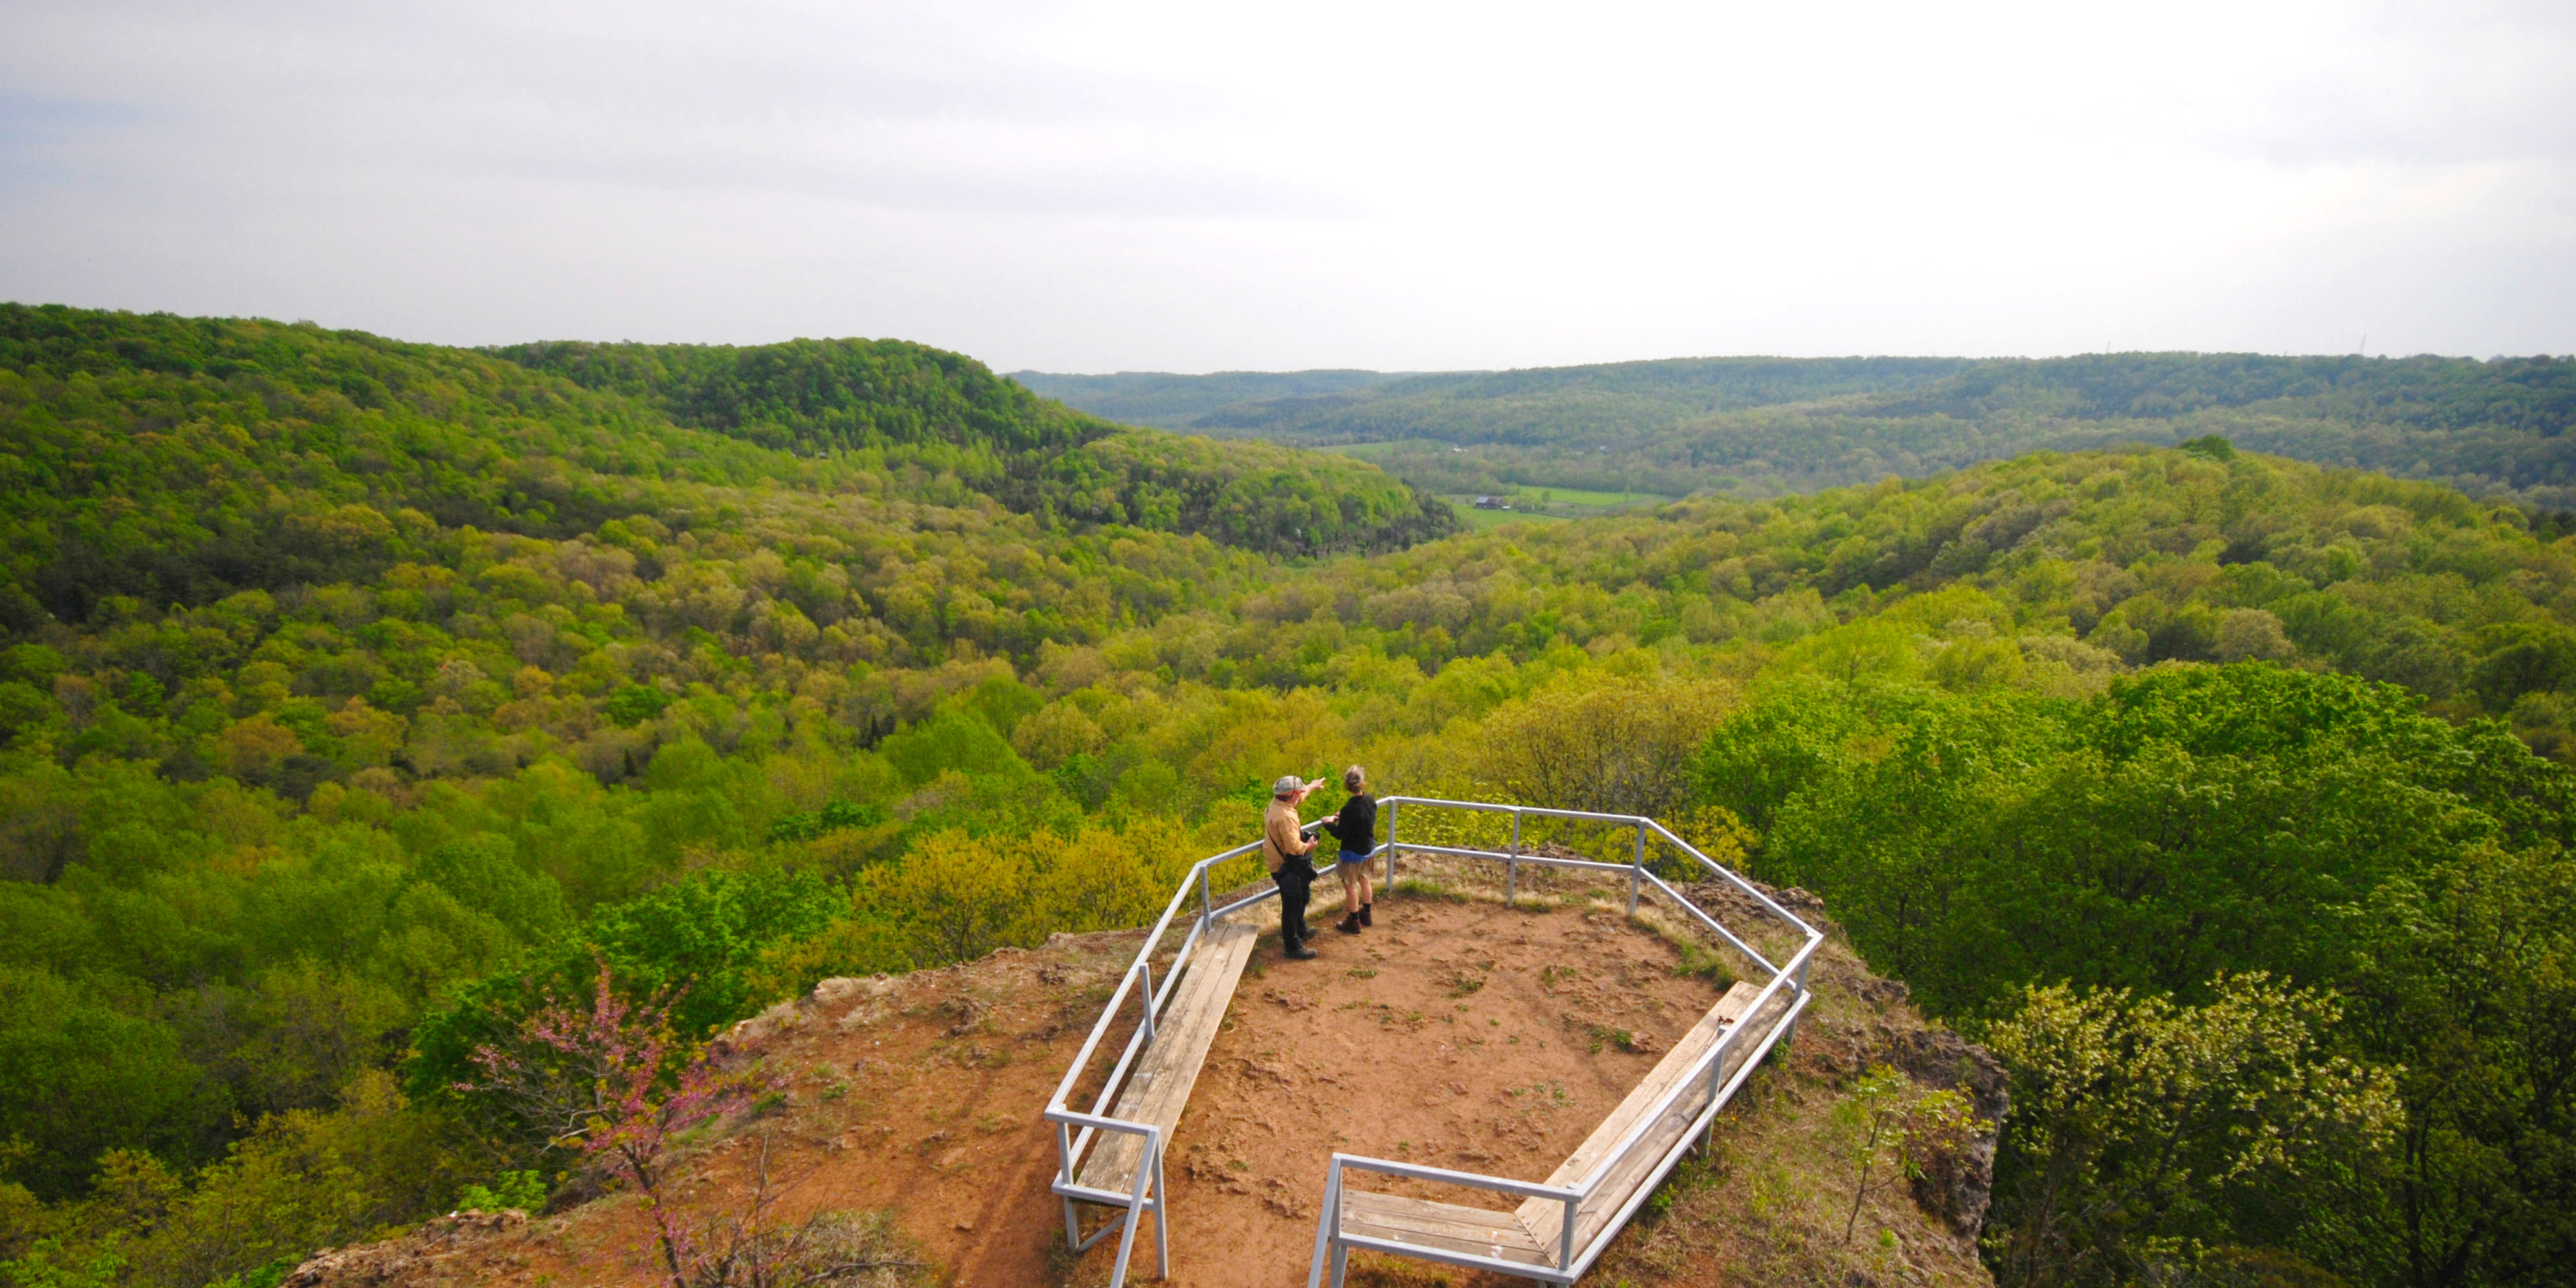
[455,958,771,1287]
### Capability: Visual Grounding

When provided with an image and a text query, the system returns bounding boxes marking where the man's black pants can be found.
[1275,859,1316,946]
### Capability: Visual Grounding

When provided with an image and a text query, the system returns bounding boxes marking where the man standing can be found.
[1265,774,1323,960]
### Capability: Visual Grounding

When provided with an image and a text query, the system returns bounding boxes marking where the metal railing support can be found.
[1507,810,1522,905]
[1058,1119,1080,1244]
[1137,961,1155,1041]
[1104,1125,1160,1288]
[1560,1193,1578,1274]
[1783,949,1814,1046]
[1153,1144,1172,1278]
[1305,1160,1340,1288]
[1702,1020,1739,1151]
[1384,800,1399,884]
[1628,824,1643,916]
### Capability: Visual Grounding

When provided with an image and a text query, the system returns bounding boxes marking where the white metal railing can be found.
[1043,798,1821,1288]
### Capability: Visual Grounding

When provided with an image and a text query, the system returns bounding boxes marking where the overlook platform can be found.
[1044,800,1822,1287]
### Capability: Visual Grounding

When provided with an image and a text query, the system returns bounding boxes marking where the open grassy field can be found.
[1447,501,1568,530]
[1511,486,1672,509]
[1438,486,1674,529]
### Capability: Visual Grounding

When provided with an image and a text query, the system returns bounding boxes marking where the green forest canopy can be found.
[2,305,2573,1287]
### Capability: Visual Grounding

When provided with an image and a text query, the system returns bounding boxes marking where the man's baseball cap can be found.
[1272,775,1306,797]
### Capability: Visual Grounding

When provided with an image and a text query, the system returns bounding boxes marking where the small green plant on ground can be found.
[1389,876,1464,902]
[1505,1081,1571,1106]
[457,1169,549,1213]
[1565,1015,1643,1054]
[1830,1065,1982,1244]
[1669,940,1739,989]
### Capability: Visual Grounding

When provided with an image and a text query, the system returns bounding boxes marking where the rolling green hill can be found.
[0,307,1452,633]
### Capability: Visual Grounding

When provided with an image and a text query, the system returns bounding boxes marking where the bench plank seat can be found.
[1340,1192,1554,1269]
[1514,980,1778,1256]
[1074,919,1260,1196]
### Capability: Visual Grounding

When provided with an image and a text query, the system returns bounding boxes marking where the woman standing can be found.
[1323,766,1378,934]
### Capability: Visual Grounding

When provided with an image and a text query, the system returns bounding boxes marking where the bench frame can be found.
[1043,800,1819,1288]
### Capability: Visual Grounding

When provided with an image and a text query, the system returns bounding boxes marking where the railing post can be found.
[1307,1159,1342,1288]
[1058,1119,1080,1248]
[1560,1193,1579,1274]
[1200,866,1213,928]
[1139,962,1156,1041]
[1107,1126,1159,1288]
[1703,1025,1735,1151]
[1385,800,1399,886]
[1153,1141,1172,1278]
[1507,810,1522,905]
[1628,823,1643,916]
[1783,949,1812,1046]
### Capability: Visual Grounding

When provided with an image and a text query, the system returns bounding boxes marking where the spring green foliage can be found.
[1703,673,2576,1281]
[1981,975,2398,1285]
[5,306,2576,1286]
[1708,667,2571,1016]
[452,1170,544,1215]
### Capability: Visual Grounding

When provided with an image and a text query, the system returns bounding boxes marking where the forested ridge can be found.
[1046,352,2576,506]
[1006,368,1403,430]
[1,306,2573,1287]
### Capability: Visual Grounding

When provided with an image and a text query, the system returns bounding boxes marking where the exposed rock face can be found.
[283,1210,528,1287]
[1888,1023,2011,1236]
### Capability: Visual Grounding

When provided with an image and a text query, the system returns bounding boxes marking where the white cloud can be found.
[1,0,2568,368]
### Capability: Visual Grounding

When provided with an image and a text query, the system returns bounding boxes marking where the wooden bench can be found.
[1516,978,1776,1259]
[1324,979,1781,1280]
[1063,918,1262,1285]
[1339,1191,1556,1271]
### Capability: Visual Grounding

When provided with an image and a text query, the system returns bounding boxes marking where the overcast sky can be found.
[3,0,2571,371]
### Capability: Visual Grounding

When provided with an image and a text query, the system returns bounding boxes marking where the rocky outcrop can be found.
[283,1210,529,1287]
[1887,1019,2010,1235]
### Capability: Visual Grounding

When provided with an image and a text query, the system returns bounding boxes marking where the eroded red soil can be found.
[313,892,1736,1287]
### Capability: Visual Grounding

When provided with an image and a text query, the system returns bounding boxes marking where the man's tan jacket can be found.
[1264,797,1313,873]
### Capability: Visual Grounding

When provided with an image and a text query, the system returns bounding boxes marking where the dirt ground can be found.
[292,867,2000,1288]
[1135,894,1734,1285]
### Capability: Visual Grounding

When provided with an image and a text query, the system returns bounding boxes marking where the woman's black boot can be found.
[1359,903,1373,927]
